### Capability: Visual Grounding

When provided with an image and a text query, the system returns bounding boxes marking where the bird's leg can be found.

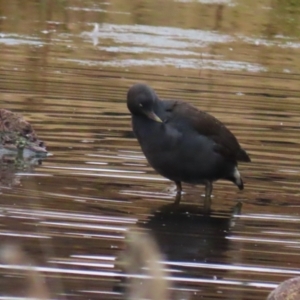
[203,181,213,212]
[175,181,182,193]
[174,181,182,205]
[204,181,213,199]
[232,201,243,216]
[230,202,243,227]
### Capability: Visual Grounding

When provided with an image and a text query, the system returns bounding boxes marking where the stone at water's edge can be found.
[267,277,300,300]
[0,109,47,155]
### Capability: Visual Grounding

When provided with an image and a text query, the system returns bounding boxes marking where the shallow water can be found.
[1,0,300,299]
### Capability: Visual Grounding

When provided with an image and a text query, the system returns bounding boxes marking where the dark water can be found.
[1,0,300,299]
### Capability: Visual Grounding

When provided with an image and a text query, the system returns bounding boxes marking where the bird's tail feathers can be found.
[232,167,244,190]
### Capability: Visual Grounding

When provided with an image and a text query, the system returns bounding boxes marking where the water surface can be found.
[1,0,300,299]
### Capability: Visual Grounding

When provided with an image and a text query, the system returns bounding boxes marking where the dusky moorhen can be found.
[127,84,250,202]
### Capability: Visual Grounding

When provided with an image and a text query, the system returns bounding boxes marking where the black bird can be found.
[127,83,250,202]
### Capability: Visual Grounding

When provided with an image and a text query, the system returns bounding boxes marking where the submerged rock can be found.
[0,109,47,155]
[268,277,300,300]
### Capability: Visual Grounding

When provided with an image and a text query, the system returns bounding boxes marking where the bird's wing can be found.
[162,100,250,162]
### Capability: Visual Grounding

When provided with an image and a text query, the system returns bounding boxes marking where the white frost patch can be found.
[175,0,235,6]
[62,57,266,72]
[0,33,43,46]
[82,23,233,47]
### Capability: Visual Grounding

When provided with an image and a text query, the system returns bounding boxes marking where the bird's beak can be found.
[145,111,163,123]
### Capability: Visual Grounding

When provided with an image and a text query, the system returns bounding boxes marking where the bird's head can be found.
[127,84,162,123]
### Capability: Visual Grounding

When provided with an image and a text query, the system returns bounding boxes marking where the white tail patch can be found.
[234,167,242,186]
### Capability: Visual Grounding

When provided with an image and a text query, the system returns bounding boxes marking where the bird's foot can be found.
[203,195,212,212]
[232,201,243,215]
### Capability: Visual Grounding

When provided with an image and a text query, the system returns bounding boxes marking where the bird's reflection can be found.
[139,202,241,264]
[115,201,242,299]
